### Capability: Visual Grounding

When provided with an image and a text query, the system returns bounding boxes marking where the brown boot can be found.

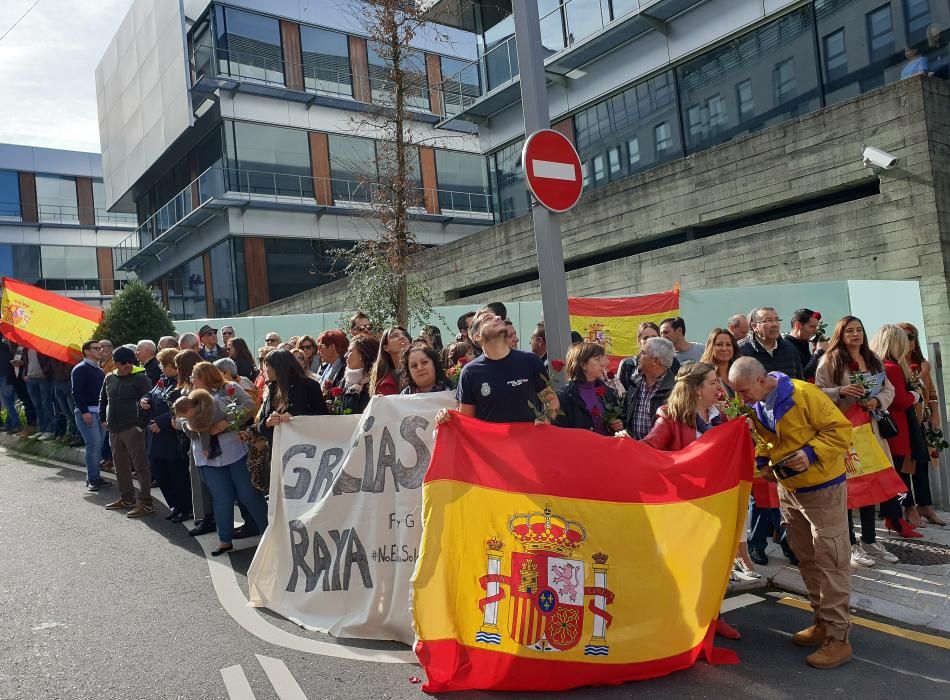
[806,638,853,669]
[792,620,828,647]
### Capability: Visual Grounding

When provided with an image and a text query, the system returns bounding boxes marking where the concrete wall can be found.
[246,76,950,388]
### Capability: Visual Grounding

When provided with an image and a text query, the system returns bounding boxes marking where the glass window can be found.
[215,6,284,85]
[0,170,20,220]
[440,56,481,115]
[35,175,79,223]
[0,244,41,285]
[592,154,606,182]
[610,0,638,20]
[574,70,682,190]
[209,238,239,317]
[903,0,931,45]
[434,150,489,214]
[166,256,207,320]
[191,12,214,82]
[867,4,895,62]
[581,161,590,188]
[328,134,377,203]
[112,248,135,291]
[677,6,819,153]
[608,146,622,176]
[301,26,352,97]
[539,0,565,53]
[232,238,248,312]
[367,42,430,111]
[227,122,314,198]
[736,79,753,116]
[490,139,531,222]
[263,238,348,303]
[484,15,518,90]
[92,179,136,227]
[823,29,848,81]
[687,104,704,139]
[564,0,607,46]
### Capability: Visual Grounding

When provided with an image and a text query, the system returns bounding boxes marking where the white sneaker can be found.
[850,543,875,567]
[863,541,898,564]
[37,432,54,441]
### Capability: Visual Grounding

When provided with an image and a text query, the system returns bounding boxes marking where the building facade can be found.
[97,0,490,319]
[0,143,136,307]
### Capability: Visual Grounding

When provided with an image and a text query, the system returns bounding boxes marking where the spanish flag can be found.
[413,416,753,692]
[569,289,680,372]
[0,277,103,364]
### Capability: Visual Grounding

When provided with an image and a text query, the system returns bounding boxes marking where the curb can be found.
[0,432,86,468]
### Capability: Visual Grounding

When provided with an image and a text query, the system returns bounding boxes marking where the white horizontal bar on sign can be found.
[531,159,577,181]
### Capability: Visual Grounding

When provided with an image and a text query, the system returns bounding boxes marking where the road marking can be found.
[531,159,576,180]
[721,593,765,613]
[221,665,257,699]
[17,451,416,664]
[777,596,950,650]
[256,655,307,700]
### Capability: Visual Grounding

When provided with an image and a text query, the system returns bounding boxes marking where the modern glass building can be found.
[0,143,136,307]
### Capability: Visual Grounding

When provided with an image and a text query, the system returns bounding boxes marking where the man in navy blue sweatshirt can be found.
[71,341,108,492]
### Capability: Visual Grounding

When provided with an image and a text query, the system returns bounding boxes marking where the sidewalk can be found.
[755,515,950,634]
[0,431,86,466]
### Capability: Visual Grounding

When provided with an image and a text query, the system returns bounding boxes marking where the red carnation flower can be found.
[156,378,165,390]
[848,361,860,372]
[330,386,344,398]
[591,406,603,418]
[607,369,616,379]
[551,359,565,373]
[458,357,469,366]
[226,384,236,397]
[910,363,920,373]
[812,311,821,320]
[595,385,607,397]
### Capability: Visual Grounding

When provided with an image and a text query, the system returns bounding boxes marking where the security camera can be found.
[862,146,898,170]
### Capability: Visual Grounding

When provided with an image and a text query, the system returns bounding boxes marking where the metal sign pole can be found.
[928,342,950,509]
[512,2,572,378]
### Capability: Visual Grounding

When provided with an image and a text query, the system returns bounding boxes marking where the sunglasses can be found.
[266,338,279,344]
[222,331,234,337]
[907,334,917,340]
[353,324,372,332]
[300,344,314,350]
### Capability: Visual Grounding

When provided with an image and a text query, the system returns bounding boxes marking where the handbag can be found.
[871,409,899,439]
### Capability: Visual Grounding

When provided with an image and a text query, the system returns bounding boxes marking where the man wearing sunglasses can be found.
[198,325,225,362]
[264,332,281,348]
[349,312,374,338]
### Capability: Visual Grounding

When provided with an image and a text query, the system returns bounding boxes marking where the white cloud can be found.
[0,0,135,152]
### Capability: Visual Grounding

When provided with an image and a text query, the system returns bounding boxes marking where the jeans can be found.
[25,378,54,434]
[200,456,268,544]
[749,503,785,551]
[0,378,20,431]
[74,409,104,483]
[52,381,74,437]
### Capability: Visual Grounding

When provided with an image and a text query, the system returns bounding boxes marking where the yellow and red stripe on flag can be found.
[751,405,905,510]
[568,289,680,372]
[0,277,103,364]
[413,416,753,693]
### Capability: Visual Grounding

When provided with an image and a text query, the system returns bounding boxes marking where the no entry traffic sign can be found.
[522,129,583,213]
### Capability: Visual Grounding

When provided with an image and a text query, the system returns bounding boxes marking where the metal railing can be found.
[0,201,137,227]
[116,166,492,270]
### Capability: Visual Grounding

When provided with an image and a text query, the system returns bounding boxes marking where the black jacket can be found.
[99,371,152,432]
[622,369,675,436]
[143,357,162,385]
[554,380,620,434]
[342,383,371,414]
[138,375,186,460]
[738,334,803,380]
[256,377,328,442]
[783,334,820,381]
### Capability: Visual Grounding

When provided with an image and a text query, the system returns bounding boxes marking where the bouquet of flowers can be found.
[848,361,876,399]
[328,386,352,415]
[722,395,773,451]
[811,311,829,343]
[444,356,469,389]
[529,359,565,423]
[223,384,249,432]
[925,424,949,453]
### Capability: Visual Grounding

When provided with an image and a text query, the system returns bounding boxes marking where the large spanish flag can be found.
[413,416,753,693]
[0,278,103,364]
[569,289,680,372]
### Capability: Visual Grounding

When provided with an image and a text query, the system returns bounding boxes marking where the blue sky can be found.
[0,0,134,153]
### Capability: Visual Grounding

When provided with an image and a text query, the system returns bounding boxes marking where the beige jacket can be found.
[814,355,895,462]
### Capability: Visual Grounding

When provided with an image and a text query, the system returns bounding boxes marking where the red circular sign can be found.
[522,129,584,213]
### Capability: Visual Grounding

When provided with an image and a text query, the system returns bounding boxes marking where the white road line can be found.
[256,655,308,700]
[721,593,766,613]
[15,450,416,664]
[531,159,576,180]
[221,665,257,700]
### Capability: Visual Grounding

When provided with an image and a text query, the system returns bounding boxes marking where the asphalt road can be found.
[1,449,948,699]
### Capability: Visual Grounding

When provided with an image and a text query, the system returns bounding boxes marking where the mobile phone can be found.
[771,456,801,481]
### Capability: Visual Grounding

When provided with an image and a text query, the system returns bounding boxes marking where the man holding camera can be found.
[729,357,854,669]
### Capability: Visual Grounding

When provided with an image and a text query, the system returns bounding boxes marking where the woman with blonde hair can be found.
[641,360,740,639]
[870,325,926,537]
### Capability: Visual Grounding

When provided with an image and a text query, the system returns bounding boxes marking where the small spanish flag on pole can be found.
[0,277,103,364]
[568,288,680,372]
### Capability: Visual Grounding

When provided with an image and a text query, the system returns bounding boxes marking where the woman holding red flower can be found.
[553,343,622,435]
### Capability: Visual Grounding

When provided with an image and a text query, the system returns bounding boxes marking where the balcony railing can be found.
[0,201,137,227]
[116,166,492,271]
[193,46,435,112]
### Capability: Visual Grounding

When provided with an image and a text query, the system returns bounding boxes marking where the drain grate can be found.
[879,538,950,566]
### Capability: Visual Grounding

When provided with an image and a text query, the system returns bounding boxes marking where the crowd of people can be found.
[1,301,945,669]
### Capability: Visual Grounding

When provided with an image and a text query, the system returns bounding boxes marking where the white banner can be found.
[247,392,455,644]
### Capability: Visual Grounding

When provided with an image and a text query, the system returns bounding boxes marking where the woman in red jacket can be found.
[870,325,925,538]
[641,361,740,639]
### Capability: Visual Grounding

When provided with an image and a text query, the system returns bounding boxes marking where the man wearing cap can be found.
[100,346,154,517]
[198,325,225,362]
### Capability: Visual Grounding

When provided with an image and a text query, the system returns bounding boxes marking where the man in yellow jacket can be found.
[729,357,854,669]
